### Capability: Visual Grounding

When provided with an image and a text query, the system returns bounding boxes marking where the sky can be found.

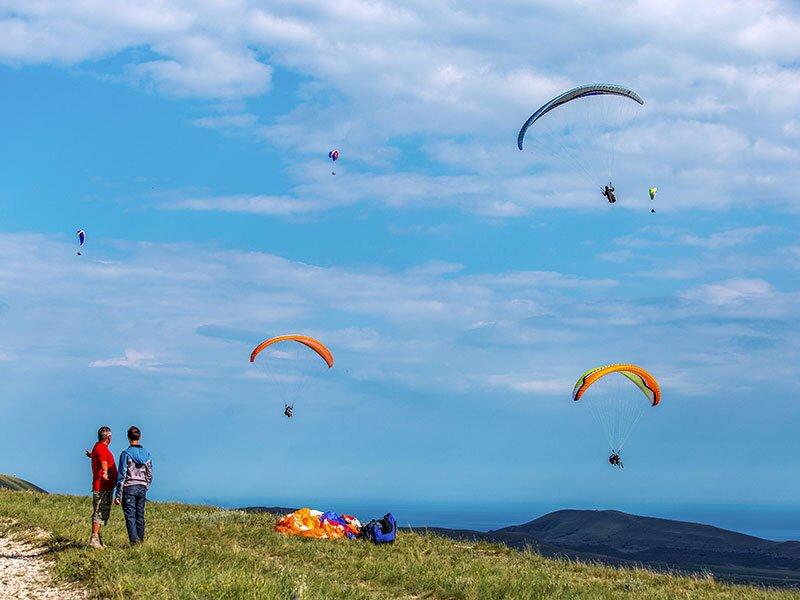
[1,0,799,536]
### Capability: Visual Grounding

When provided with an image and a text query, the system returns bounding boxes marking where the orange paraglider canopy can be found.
[249,334,334,368]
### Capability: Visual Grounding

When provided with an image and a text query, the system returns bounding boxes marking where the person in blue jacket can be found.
[114,426,153,545]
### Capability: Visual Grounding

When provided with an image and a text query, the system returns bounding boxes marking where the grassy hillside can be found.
[0,490,798,599]
[0,473,47,493]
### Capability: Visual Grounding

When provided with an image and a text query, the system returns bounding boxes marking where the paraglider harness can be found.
[603,184,616,204]
[361,513,397,544]
[284,404,294,419]
[609,452,623,469]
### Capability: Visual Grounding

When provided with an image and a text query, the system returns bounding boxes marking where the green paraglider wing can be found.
[517,84,644,151]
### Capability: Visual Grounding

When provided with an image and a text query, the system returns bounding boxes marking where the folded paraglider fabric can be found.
[319,511,362,539]
[275,508,361,539]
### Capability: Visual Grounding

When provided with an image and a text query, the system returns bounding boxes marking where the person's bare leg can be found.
[90,523,103,547]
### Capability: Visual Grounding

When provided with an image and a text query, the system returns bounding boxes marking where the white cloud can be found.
[469,271,618,290]
[131,37,271,99]
[192,113,258,129]
[165,195,327,216]
[90,349,162,370]
[678,227,774,250]
[681,278,775,306]
[485,374,572,395]
[613,226,773,251]
[1,232,796,410]
[2,0,799,214]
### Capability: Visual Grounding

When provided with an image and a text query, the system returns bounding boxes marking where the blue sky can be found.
[1,1,800,534]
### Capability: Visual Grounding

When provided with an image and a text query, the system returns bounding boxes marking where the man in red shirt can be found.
[87,426,117,548]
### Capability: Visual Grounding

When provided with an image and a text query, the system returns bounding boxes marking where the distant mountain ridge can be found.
[425,509,800,586]
[0,474,46,493]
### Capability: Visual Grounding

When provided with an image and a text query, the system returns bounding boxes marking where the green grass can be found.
[0,489,797,599]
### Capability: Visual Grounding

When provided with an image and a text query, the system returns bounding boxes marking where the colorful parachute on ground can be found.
[250,334,334,368]
[275,508,361,539]
[573,364,660,453]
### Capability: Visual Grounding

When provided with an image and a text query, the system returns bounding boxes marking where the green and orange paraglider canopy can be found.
[572,363,661,454]
[572,363,660,406]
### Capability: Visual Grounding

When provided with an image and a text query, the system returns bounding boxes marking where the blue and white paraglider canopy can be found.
[517,83,645,202]
[76,229,86,255]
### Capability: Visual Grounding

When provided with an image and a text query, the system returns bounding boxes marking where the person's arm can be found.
[114,451,129,499]
[100,460,109,481]
[145,458,153,489]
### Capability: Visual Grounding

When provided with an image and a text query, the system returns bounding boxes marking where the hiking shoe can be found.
[89,534,103,548]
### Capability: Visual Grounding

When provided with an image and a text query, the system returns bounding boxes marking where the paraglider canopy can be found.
[517,83,645,203]
[573,363,660,406]
[517,84,644,151]
[76,229,86,255]
[573,363,660,456]
[649,187,658,201]
[328,149,340,174]
[250,334,334,368]
[250,334,334,418]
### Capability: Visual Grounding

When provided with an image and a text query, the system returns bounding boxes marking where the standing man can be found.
[114,426,153,545]
[88,426,117,548]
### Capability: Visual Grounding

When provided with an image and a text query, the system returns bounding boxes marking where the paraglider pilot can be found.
[602,183,616,204]
[328,149,339,175]
[608,452,623,468]
[284,404,294,419]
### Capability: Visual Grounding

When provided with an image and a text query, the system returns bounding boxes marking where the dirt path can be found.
[0,532,87,599]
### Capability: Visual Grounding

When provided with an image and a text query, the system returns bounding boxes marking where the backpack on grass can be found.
[362,513,397,544]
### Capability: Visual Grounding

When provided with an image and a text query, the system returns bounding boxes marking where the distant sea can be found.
[209,498,800,542]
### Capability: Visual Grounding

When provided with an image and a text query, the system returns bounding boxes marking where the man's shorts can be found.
[92,490,113,525]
